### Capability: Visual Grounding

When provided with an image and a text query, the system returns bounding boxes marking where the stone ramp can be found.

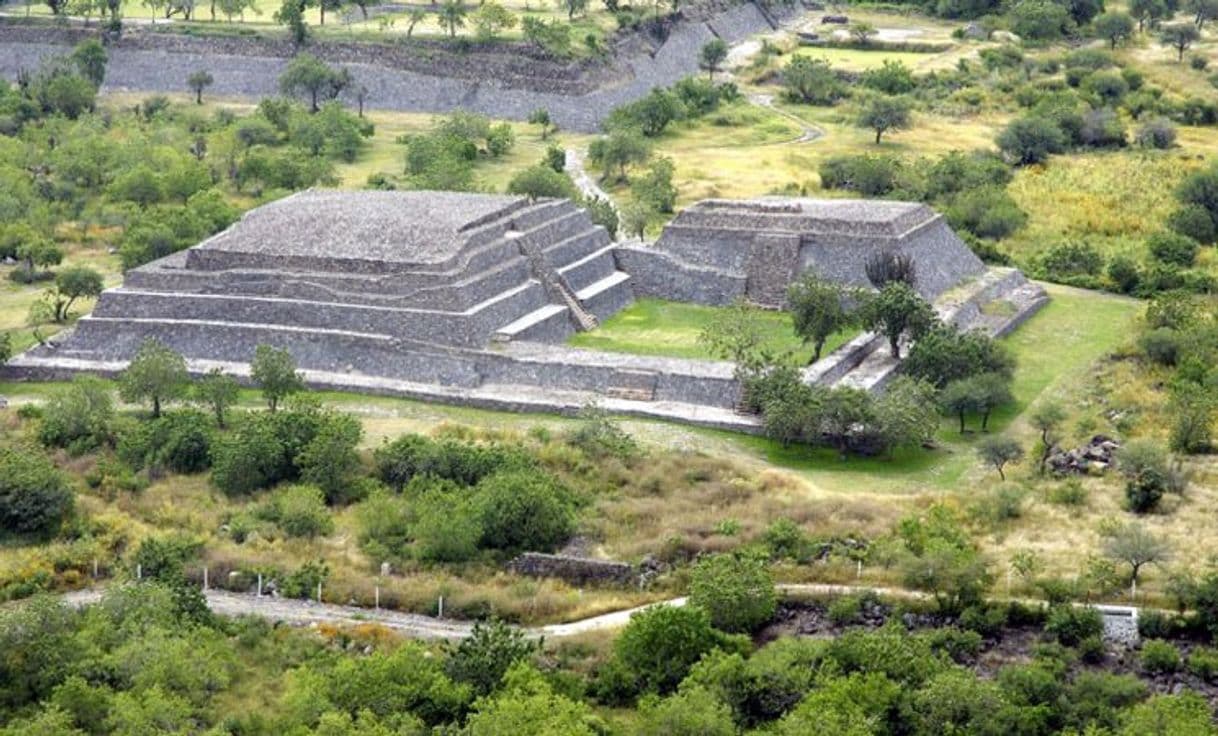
[823,268,1048,392]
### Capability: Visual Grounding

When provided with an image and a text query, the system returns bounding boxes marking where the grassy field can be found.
[567,298,856,363]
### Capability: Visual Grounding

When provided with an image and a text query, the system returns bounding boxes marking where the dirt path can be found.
[747,93,824,144]
[58,584,920,640]
[564,147,616,215]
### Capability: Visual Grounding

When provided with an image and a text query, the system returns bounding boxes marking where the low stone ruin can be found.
[507,552,661,588]
[822,14,849,23]
[1048,435,1121,475]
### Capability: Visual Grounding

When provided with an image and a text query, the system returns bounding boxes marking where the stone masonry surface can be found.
[4,192,1046,430]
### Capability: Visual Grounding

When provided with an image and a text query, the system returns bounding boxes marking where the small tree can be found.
[858,281,936,360]
[250,345,303,412]
[50,265,104,323]
[698,38,728,81]
[996,115,1066,165]
[587,128,651,183]
[406,7,426,37]
[279,54,350,112]
[1093,11,1135,48]
[186,70,214,105]
[618,201,651,240]
[274,0,309,46]
[473,1,516,40]
[1030,402,1067,473]
[787,271,854,363]
[782,56,844,105]
[977,436,1023,480]
[70,39,108,87]
[610,605,729,695]
[193,368,240,428]
[850,20,877,44]
[857,94,912,144]
[1161,23,1201,61]
[438,0,467,37]
[119,339,190,418]
[972,372,1013,431]
[17,236,64,280]
[0,447,74,537]
[940,378,981,434]
[562,0,587,19]
[1130,0,1167,31]
[528,108,554,140]
[688,553,776,633]
[1103,522,1171,588]
[445,619,540,696]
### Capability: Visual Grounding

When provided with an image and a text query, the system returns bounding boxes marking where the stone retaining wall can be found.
[0,1,783,131]
[507,553,636,586]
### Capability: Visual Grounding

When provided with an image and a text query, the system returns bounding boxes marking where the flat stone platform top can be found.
[675,197,936,238]
[193,190,528,268]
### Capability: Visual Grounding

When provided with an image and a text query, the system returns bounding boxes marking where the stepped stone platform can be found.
[5,192,1048,430]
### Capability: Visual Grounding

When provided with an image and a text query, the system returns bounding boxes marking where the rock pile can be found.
[1049,434,1121,475]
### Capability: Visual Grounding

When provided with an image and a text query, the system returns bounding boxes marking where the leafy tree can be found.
[119,339,190,418]
[1094,11,1135,48]
[250,344,303,412]
[1148,231,1199,267]
[109,165,164,208]
[1117,439,1180,513]
[464,664,601,735]
[971,372,1013,431]
[588,128,651,182]
[618,200,651,240]
[528,108,555,140]
[445,619,540,696]
[636,686,737,736]
[186,70,214,105]
[698,299,774,372]
[507,164,577,200]
[1030,402,1067,473]
[940,377,983,433]
[688,554,777,633]
[1103,521,1171,586]
[976,436,1023,480]
[858,281,935,359]
[405,7,427,36]
[875,376,939,453]
[859,59,916,95]
[51,265,104,323]
[818,386,876,458]
[70,39,108,87]
[997,116,1067,165]
[901,325,1013,388]
[473,1,516,40]
[562,0,587,18]
[1010,0,1070,38]
[1161,23,1201,61]
[274,0,310,46]
[616,88,685,137]
[850,20,877,44]
[786,271,854,363]
[412,485,482,562]
[438,0,467,37]
[296,411,363,504]
[782,56,844,105]
[902,540,992,615]
[630,157,677,214]
[16,234,63,280]
[1130,0,1167,30]
[0,446,74,537]
[856,94,912,144]
[699,38,728,81]
[190,369,239,428]
[278,54,351,112]
[864,250,916,288]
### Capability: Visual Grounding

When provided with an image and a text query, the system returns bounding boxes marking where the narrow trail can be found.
[565,147,616,214]
[57,584,909,640]
[58,582,1145,641]
[746,92,825,144]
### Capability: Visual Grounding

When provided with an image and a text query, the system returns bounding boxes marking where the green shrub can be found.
[688,554,777,633]
[1139,327,1180,366]
[412,489,482,563]
[1140,639,1180,674]
[827,595,862,626]
[1147,231,1200,267]
[605,604,741,697]
[1166,204,1217,244]
[373,435,531,490]
[1048,479,1089,506]
[1187,646,1218,681]
[1043,605,1103,646]
[259,485,334,538]
[921,627,983,664]
[209,417,289,496]
[116,410,214,475]
[444,619,539,696]
[475,470,576,553]
[0,445,74,537]
[38,375,115,454]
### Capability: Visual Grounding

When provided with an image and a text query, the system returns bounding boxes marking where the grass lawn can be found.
[567,297,855,364]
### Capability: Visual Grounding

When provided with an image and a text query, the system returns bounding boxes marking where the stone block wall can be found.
[613,246,745,306]
[745,232,801,307]
[507,553,637,586]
